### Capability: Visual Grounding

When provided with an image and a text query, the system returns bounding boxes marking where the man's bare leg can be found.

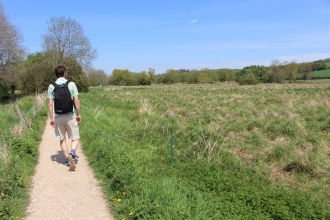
[60,138,69,158]
[67,139,77,170]
[61,138,76,170]
[71,139,79,151]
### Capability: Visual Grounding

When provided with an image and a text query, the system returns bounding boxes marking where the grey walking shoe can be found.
[68,154,76,171]
[70,151,76,159]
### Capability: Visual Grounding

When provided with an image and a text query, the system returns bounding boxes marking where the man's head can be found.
[55,66,67,78]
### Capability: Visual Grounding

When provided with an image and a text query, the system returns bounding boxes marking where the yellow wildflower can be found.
[122,192,127,195]
[117,198,122,202]
[129,212,133,216]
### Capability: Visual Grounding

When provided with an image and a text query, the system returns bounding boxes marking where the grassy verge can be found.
[0,93,48,219]
[80,83,330,219]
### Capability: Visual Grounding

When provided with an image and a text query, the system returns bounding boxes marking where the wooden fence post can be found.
[15,105,25,132]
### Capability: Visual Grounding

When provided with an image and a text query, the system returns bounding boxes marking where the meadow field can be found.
[312,69,330,77]
[79,82,330,219]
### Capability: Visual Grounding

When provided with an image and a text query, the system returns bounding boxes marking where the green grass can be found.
[79,83,330,219]
[295,79,330,84]
[0,94,48,220]
[326,62,330,68]
[312,68,330,77]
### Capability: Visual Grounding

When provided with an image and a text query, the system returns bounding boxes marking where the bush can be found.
[76,82,89,93]
[239,73,260,85]
[0,85,9,99]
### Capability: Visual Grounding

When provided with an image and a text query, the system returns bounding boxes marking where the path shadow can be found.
[50,150,79,166]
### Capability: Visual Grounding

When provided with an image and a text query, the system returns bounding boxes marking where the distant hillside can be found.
[313,69,330,77]
[312,62,330,77]
[327,62,330,68]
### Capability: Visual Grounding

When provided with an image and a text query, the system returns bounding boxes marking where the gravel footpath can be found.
[24,119,115,220]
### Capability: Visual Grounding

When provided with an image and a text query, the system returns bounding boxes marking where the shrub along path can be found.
[24,119,114,220]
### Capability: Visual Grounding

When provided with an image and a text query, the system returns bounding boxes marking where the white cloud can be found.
[190,19,197,23]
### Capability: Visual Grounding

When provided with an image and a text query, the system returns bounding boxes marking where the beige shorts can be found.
[54,112,80,140]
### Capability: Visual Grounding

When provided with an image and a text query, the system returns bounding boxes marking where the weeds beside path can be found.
[24,119,114,220]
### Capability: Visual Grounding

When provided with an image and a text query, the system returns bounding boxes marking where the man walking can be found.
[48,66,81,171]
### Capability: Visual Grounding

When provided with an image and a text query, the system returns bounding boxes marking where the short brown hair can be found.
[55,66,67,77]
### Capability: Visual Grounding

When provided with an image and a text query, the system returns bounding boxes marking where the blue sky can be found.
[1,0,330,75]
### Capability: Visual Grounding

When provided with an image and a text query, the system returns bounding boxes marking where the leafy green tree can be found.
[135,71,149,85]
[187,69,199,83]
[136,68,156,85]
[20,52,89,94]
[209,70,219,83]
[299,62,314,81]
[20,52,54,95]
[178,71,188,83]
[0,3,26,98]
[88,69,109,87]
[217,69,229,82]
[217,69,236,82]
[226,69,236,81]
[147,68,156,84]
[110,69,135,86]
[239,72,259,85]
[216,69,235,82]
[63,58,89,92]
[197,69,211,83]
[156,74,165,84]
[261,69,274,83]
[316,62,327,70]
[270,60,285,83]
[283,61,297,82]
[163,69,180,84]
[241,65,265,79]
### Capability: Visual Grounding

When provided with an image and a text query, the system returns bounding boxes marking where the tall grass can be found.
[80,83,330,219]
[0,93,48,219]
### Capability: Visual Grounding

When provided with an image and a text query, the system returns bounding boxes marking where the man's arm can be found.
[73,95,81,123]
[48,98,55,128]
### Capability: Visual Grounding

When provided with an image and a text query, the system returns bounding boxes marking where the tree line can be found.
[236,59,329,85]
[156,59,329,85]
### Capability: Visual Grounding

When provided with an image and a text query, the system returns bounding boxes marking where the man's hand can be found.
[50,119,55,128]
[76,115,81,124]
[48,98,54,128]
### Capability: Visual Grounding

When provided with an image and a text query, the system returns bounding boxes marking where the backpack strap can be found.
[63,80,75,109]
[65,81,76,109]
[51,82,58,101]
[51,80,70,88]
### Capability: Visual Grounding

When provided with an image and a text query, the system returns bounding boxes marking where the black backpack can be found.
[51,81,74,114]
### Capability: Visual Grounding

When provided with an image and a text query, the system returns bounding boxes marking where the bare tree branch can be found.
[42,17,97,70]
